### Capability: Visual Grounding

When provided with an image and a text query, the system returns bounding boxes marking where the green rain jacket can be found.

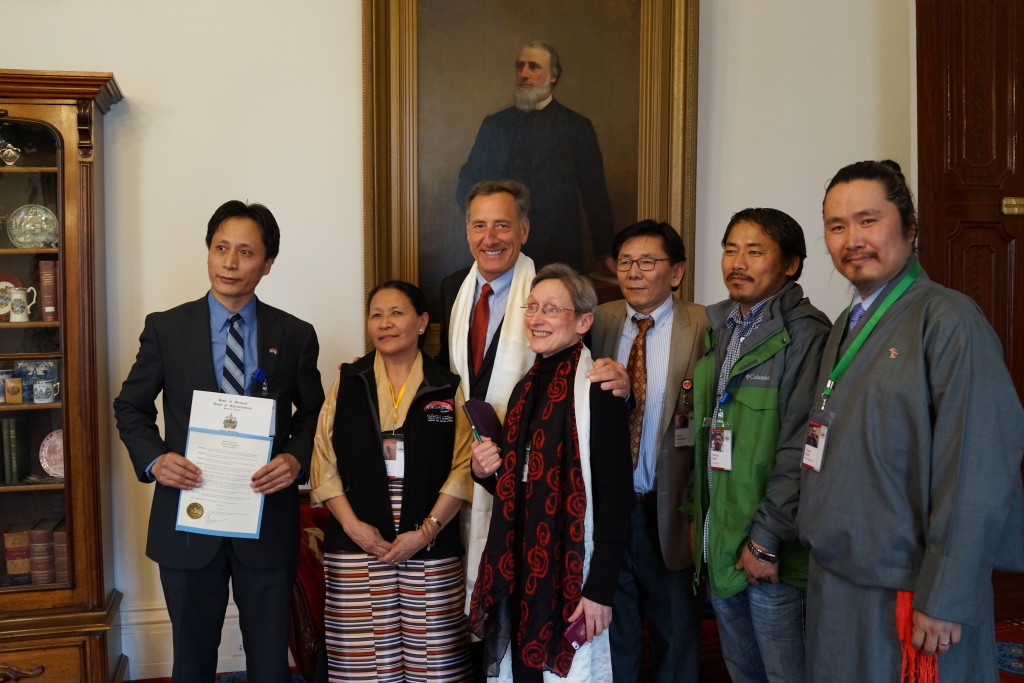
[692,281,830,598]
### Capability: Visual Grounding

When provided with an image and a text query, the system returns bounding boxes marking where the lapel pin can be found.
[889,347,898,359]
[269,347,278,355]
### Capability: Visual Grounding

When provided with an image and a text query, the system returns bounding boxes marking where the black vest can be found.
[325,352,463,559]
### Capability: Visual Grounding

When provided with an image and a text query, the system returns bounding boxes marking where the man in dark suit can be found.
[438,179,536,399]
[455,40,615,273]
[441,179,627,681]
[589,220,707,682]
[437,179,538,681]
[114,200,324,683]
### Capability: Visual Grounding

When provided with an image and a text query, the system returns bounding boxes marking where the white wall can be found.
[696,1,915,318]
[6,0,364,677]
[4,0,913,677]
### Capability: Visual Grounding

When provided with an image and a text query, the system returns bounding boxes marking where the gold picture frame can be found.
[363,0,699,340]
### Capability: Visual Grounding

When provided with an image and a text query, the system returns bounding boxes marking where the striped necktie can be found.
[846,302,866,334]
[222,313,245,395]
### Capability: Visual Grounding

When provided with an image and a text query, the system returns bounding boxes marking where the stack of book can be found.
[1,522,30,586]
[0,416,30,485]
[1,518,66,586]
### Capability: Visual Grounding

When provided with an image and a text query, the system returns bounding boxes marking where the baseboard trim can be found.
[118,601,246,679]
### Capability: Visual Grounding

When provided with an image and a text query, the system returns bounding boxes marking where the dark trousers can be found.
[160,539,295,683]
[469,639,487,682]
[609,499,701,683]
[507,599,545,683]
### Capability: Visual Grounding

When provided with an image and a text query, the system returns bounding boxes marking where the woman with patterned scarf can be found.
[468,264,633,682]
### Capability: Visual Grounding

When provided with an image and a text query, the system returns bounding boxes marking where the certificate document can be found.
[175,391,276,538]
[188,390,275,437]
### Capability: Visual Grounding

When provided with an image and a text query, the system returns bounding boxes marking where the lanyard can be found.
[387,376,409,432]
[820,261,921,410]
[714,391,731,428]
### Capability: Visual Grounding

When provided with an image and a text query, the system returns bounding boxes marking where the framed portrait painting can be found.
[363,0,699,350]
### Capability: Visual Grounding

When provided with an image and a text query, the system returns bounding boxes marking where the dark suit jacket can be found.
[114,295,324,570]
[455,99,614,270]
[437,267,502,399]
[590,298,707,571]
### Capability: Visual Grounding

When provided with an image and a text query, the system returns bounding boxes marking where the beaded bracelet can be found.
[419,524,437,548]
[419,515,442,548]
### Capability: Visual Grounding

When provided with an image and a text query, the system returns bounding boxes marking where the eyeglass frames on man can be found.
[615,257,671,272]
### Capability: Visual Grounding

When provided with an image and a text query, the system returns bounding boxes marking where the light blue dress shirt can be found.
[614,296,675,494]
[208,293,259,395]
[851,286,883,312]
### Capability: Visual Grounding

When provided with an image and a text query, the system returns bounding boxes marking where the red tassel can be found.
[897,590,938,682]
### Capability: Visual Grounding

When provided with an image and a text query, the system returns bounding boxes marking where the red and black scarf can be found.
[469,342,587,677]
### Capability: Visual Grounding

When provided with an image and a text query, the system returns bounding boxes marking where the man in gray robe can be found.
[797,160,1024,682]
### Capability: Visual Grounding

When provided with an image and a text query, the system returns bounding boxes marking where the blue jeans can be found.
[710,580,806,683]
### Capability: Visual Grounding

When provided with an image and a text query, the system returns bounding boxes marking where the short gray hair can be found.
[464,179,531,222]
[531,263,597,315]
[521,40,562,83]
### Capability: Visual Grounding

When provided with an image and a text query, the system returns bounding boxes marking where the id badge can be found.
[674,409,694,447]
[802,409,832,472]
[383,435,405,478]
[709,426,733,470]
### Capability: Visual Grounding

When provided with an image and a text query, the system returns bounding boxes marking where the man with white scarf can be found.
[439,179,545,681]
[439,180,537,413]
[439,179,626,681]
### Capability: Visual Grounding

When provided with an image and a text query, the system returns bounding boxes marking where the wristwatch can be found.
[746,539,778,564]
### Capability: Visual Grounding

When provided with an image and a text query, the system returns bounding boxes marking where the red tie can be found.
[469,284,493,376]
[627,316,654,470]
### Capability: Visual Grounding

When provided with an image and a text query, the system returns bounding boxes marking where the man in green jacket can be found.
[693,208,830,682]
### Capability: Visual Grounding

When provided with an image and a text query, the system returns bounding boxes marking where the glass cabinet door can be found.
[0,69,123,682]
[0,118,67,590]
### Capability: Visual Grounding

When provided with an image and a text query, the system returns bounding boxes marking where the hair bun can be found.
[880,159,903,174]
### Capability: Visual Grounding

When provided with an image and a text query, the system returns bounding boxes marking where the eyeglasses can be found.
[521,303,575,318]
[616,257,671,272]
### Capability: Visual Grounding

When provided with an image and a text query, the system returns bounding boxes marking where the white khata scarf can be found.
[448,252,536,609]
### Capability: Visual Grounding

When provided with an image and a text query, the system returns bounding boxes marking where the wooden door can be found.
[916,0,1023,619]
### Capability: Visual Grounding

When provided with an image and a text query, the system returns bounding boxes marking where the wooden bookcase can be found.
[0,70,126,682]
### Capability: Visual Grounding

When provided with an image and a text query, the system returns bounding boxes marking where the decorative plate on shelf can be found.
[7,204,59,249]
[0,271,23,322]
[39,429,64,478]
